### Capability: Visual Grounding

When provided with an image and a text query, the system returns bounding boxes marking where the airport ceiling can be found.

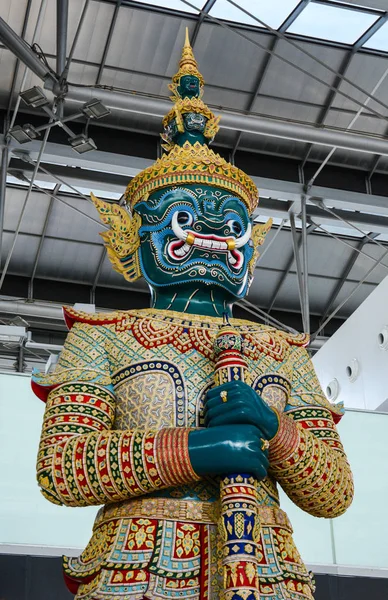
[1,0,388,370]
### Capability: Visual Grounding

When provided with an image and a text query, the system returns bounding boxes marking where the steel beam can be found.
[301,195,310,334]
[267,222,316,314]
[0,146,8,261]
[29,184,60,299]
[231,0,311,159]
[0,16,56,88]
[319,233,379,324]
[312,245,388,339]
[96,0,121,84]
[8,141,388,232]
[191,0,216,48]
[56,0,68,77]
[90,247,106,303]
[5,0,33,127]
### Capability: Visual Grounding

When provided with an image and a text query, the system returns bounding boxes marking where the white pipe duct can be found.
[66,85,388,157]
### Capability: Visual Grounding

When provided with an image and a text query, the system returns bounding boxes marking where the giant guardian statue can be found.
[33,30,353,600]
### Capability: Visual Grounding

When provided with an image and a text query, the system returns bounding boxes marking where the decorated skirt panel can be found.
[64,503,314,600]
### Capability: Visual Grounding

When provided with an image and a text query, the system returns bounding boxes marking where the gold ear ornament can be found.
[248,218,273,279]
[90,193,142,282]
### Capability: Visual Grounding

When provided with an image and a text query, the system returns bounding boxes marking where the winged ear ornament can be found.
[248,218,273,283]
[91,192,142,282]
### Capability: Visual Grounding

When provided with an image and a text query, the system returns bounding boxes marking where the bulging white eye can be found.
[176,211,193,226]
[227,219,242,236]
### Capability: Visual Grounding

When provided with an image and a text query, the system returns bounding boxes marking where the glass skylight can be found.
[135,0,202,14]
[287,3,378,45]
[209,0,300,29]
[363,20,388,52]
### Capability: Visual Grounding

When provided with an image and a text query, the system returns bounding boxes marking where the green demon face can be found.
[177,75,201,99]
[135,185,254,299]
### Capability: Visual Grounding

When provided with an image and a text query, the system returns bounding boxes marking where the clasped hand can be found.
[188,381,279,481]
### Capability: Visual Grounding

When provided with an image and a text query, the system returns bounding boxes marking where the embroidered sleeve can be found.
[268,347,354,518]
[35,324,199,507]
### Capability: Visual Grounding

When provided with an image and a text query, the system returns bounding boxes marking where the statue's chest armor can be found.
[104,316,294,430]
[107,331,213,430]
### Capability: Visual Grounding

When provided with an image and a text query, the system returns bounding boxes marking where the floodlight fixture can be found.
[9,124,41,144]
[69,134,97,154]
[0,326,27,344]
[82,99,111,119]
[19,86,49,108]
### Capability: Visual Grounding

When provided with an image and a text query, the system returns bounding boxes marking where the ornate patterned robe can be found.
[32,307,353,600]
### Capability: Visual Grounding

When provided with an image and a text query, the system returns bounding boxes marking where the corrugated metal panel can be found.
[44,196,103,244]
[105,7,194,81]
[0,0,28,35]
[346,244,388,284]
[99,69,169,96]
[238,132,309,159]
[247,268,287,307]
[257,39,346,105]
[252,95,322,124]
[194,24,274,93]
[0,51,17,104]
[34,238,102,281]
[257,230,359,279]
[67,62,100,86]
[334,281,376,317]
[331,52,388,116]
[4,188,50,235]
[1,231,41,275]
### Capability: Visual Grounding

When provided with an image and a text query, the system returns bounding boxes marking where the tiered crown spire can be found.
[171,28,204,87]
[124,29,259,215]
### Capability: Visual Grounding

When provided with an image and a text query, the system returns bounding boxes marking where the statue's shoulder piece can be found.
[287,343,344,423]
[63,306,138,331]
[239,320,308,362]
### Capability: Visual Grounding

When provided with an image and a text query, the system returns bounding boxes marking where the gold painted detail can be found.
[96,497,220,526]
[124,141,259,215]
[114,371,176,430]
[248,219,273,278]
[90,193,142,282]
[170,27,204,89]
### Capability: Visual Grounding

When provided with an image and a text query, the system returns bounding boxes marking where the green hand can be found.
[188,424,269,480]
[204,380,279,440]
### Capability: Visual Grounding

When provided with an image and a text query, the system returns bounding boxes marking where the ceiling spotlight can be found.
[82,98,111,119]
[9,124,41,144]
[20,86,49,108]
[69,134,97,154]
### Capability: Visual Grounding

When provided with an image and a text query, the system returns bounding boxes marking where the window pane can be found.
[135,0,202,13]
[209,0,300,29]
[287,3,378,44]
[363,20,388,51]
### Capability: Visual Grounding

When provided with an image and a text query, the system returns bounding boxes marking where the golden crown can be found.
[125,141,258,214]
